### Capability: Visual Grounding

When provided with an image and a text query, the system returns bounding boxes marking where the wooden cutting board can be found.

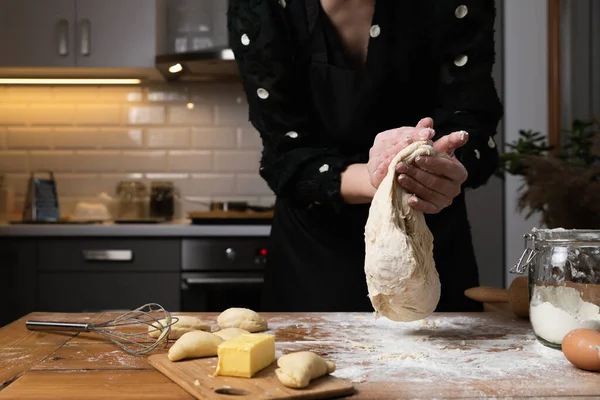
[147,354,355,400]
[188,210,273,219]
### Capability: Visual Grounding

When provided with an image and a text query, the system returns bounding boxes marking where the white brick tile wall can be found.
[169,105,214,125]
[122,151,168,172]
[214,150,261,172]
[53,128,143,149]
[29,151,75,172]
[236,174,273,196]
[73,151,123,172]
[0,151,28,172]
[146,128,190,149]
[237,125,263,149]
[6,127,53,149]
[187,174,237,196]
[168,150,212,172]
[126,106,166,125]
[193,127,237,149]
[0,83,275,218]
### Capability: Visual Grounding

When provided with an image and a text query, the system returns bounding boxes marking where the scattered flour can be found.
[530,285,600,344]
[266,312,575,389]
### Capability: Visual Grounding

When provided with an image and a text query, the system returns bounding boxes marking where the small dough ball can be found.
[168,331,223,362]
[148,315,211,340]
[213,327,250,341]
[275,351,336,389]
[217,308,268,333]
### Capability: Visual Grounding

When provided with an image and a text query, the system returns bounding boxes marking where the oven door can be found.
[180,272,264,312]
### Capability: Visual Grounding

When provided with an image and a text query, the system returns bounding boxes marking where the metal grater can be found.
[22,171,60,222]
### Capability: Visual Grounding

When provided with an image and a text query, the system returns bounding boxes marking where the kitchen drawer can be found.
[0,239,37,326]
[37,272,180,312]
[38,239,180,272]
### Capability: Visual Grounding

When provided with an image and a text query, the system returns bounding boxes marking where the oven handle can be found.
[183,276,264,286]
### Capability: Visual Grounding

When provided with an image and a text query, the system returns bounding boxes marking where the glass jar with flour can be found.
[512,228,600,349]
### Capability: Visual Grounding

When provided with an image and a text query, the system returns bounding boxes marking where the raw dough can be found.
[168,331,223,362]
[364,140,442,322]
[217,308,268,332]
[148,315,211,340]
[213,327,250,341]
[275,351,336,389]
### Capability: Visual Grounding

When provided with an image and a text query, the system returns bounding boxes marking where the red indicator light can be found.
[259,248,267,256]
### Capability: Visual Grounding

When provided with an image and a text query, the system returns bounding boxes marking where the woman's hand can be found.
[396,130,469,214]
[367,118,436,189]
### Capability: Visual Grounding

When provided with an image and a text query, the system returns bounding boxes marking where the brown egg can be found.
[562,328,600,372]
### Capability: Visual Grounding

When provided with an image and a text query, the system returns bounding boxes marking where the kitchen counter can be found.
[1,311,599,399]
[0,220,270,237]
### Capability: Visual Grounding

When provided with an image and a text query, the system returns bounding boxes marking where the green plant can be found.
[495,117,600,229]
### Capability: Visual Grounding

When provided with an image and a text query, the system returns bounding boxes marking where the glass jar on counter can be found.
[150,181,175,221]
[512,228,600,349]
[116,181,148,220]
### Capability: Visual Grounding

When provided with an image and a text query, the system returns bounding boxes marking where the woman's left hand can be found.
[395,130,469,214]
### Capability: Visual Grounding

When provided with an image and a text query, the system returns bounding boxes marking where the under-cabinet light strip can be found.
[0,78,141,85]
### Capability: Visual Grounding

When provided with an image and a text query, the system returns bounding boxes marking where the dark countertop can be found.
[0,220,271,237]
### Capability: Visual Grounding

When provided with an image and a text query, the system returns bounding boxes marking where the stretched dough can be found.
[148,315,211,340]
[217,308,268,332]
[213,327,250,341]
[275,351,336,389]
[168,331,223,361]
[364,140,443,322]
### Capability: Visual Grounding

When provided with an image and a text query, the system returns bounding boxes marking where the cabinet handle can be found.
[57,19,69,56]
[184,277,264,286]
[79,18,91,56]
[82,250,133,262]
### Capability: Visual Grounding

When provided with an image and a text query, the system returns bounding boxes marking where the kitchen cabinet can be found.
[75,0,158,68]
[0,0,158,68]
[38,273,179,312]
[0,239,37,327]
[36,238,181,312]
[0,0,75,68]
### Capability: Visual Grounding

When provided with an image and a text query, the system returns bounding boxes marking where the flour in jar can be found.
[530,285,600,344]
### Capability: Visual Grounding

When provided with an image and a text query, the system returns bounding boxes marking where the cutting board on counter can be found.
[188,210,274,225]
[148,354,355,400]
[189,210,273,219]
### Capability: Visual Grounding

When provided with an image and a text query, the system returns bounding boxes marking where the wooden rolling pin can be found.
[464,276,529,318]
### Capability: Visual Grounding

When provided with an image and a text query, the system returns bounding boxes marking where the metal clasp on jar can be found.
[510,233,538,274]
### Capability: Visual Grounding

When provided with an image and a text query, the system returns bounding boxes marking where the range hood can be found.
[154,0,240,82]
[155,47,240,82]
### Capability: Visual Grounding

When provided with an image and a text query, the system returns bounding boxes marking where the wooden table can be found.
[1,311,599,399]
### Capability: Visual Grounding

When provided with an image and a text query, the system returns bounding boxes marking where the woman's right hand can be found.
[367,118,435,189]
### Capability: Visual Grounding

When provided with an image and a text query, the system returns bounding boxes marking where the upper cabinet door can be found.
[0,0,76,67]
[75,0,157,68]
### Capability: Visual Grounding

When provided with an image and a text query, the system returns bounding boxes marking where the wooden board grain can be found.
[0,370,192,400]
[147,354,355,400]
[31,344,153,371]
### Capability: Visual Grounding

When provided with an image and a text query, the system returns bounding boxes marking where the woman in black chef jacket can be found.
[227,0,503,312]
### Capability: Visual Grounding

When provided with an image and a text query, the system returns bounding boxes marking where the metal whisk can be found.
[25,303,180,355]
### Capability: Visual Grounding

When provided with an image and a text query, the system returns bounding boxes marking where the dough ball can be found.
[213,327,250,341]
[217,308,268,333]
[364,141,442,322]
[275,351,336,389]
[168,331,223,362]
[148,315,211,340]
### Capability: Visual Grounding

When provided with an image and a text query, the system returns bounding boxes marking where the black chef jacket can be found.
[227,0,504,312]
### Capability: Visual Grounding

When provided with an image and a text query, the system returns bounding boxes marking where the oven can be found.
[180,237,269,312]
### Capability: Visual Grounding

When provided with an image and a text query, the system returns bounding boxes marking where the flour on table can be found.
[530,285,600,344]
[364,141,443,322]
[267,313,575,390]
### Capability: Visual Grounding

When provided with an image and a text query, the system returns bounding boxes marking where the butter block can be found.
[214,333,275,378]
